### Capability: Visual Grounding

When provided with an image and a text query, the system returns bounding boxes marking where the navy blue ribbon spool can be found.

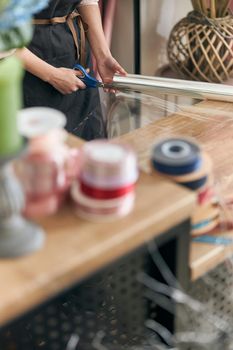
[152,138,201,176]
[152,158,202,176]
[179,175,208,190]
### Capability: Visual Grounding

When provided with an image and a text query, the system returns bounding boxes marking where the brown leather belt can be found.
[33,10,87,66]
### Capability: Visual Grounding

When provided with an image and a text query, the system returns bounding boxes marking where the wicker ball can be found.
[167,11,233,83]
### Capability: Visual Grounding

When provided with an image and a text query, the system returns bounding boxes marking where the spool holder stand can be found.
[0,139,45,258]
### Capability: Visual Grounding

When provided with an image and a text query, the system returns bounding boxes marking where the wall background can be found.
[111,0,192,75]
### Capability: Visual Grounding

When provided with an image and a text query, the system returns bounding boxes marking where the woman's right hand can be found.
[48,67,86,95]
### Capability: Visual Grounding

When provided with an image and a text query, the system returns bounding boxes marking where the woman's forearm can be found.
[78,5,111,61]
[15,48,56,82]
[15,47,86,95]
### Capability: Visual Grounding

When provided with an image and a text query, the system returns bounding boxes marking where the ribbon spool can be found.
[198,187,215,205]
[72,141,138,221]
[192,217,220,237]
[197,177,216,205]
[152,138,201,176]
[166,152,212,190]
[71,182,135,222]
[151,137,220,236]
[192,204,219,226]
[18,107,66,137]
[80,141,138,190]
[191,199,220,237]
[16,107,75,218]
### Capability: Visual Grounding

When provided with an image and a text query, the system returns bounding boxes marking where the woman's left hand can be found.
[96,55,127,92]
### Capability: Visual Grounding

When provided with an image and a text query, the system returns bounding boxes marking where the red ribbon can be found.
[198,186,215,205]
[80,181,135,200]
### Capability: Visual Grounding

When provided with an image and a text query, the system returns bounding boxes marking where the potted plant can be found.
[167,0,233,83]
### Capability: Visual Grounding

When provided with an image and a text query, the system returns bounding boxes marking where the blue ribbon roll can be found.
[179,175,208,190]
[152,138,201,176]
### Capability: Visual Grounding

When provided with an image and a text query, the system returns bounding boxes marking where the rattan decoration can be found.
[167,11,233,83]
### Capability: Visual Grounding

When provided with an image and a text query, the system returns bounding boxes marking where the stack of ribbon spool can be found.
[151,137,219,236]
[71,140,138,221]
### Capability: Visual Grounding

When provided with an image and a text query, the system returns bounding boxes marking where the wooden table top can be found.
[0,148,195,326]
[116,100,233,281]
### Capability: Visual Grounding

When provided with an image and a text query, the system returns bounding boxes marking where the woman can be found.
[16,0,126,140]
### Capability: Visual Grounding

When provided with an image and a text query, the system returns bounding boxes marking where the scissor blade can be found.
[98,82,117,89]
[97,82,105,88]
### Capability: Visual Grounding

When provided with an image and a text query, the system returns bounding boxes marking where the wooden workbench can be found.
[1,99,232,328]
[0,143,195,327]
[116,100,233,281]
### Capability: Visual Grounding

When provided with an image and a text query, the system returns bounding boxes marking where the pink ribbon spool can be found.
[16,107,80,218]
[79,140,139,190]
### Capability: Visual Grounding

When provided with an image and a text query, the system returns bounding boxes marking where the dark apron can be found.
[23,0,105,141]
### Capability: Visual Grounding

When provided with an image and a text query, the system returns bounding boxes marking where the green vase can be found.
[0,56,23,157]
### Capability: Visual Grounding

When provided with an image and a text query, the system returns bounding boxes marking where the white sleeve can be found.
[78,0,99,6]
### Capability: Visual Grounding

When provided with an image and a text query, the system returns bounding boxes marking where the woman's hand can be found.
[97,55,127,86]
[48,67,86,95]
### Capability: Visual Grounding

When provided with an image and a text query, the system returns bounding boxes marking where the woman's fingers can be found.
[75,78,86,90]
[74,68,90,77]
[114,62,127,76]
[73,70,87,90]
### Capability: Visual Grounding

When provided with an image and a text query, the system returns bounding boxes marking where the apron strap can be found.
[33,10,87,67]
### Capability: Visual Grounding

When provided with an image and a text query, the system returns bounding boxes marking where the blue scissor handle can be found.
[73,64,101,88]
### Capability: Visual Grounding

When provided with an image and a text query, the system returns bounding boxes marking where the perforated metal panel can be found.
[0,214,193,350]
[0,237,178,350]
[61,254,148,349]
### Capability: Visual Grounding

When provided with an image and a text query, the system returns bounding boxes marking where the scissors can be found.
[73,64,105,88]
